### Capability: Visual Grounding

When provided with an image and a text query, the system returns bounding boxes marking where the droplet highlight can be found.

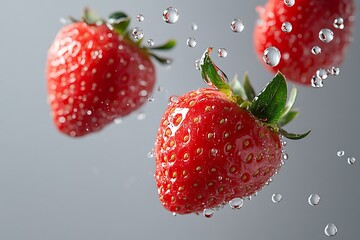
[263,47,281,67]
[281,22,292,33]
[218,48,228,58]
[319,29,334,43]
[132,27,144,40]
[311,46,322,55]
[137,14,144,22]
[163,7,179,24]
[230,18,245,33]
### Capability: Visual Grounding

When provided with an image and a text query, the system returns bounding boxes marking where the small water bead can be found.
[186,37,196,48]
[172,212,177,216]
[230,18,245,33]
[132,27,144,40]
[194,59,201,70]
[211,148,218,156]
[263,47,281,67]
[169,96,179,104]
[337,150,345,157]
[281,22,293,33]
[347,157,356,165]
[284,0,295,7]
[137,112,146,120]
[190,23,198,31]
[203,209,214,218]
[229,198,244,209]
[311,46,322,55]
[163,7,179,24]
[218,48,228,58]
[282,153,289,160]
[272,193,283,203]
[316,68,328,80]
[319,29,334,43]
[324,223,338,237]
[147,39,154,47]
[333,17,344,29]
[147,149,155,159]
[137,14,144,22]
[147,96,155,102]
[311,76,324,88]
[308,194,321,206]
[329,67,340,76]
[114,118,123,124]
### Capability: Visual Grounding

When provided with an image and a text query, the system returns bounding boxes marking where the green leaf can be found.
[83,8,103,25]
[279,128,311,140]
[249,72,287,124]
[149,53,173,65]
[200,47,231,94]
[278,110,299,127]
[230,74,247,99]
[149,39,176,50]
[243,73,256,101]
[281,87,297,117]
[108,11,130,34]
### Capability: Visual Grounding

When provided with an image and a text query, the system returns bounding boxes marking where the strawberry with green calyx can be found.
[46,8,176,137]
[154,47,309,215]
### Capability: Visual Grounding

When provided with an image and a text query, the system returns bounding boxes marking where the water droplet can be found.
[333,17,344,29]
[147,96,154,102]
[137,14,144,22]
[337,150,345,157]
[311,46,322,55]
[194,59,201,70]
[86,110,92,115]
[311,76,324,88]
[316,68,328,80]
[347,157,356,165]
[132,27,144,40]
[282,153,289,160]
[186,37,196,48]
[190,23,198,31]
[147,39,154,47]
[211,148,218,156]
[229,198,244,209]
[272,193,283,203]
[230,18,245,33]
[114,118,123,124]
[203,209,214,218]
[319,29,334,43]
[329,67,340,76]
[324,223,338,237]
[263,47,281,67]
[137,112,146,120]
[281,22,292,33]
[163,7,179,24]
[308,194,320,206]
[169,96,179,104]
[284,0,295,7]
[218,48,228,58]
[172,212,177,216]
[147,149,155,158]
[281,141,287,147]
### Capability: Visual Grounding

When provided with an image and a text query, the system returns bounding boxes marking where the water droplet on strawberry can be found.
[311,46,322,55]
[132,27,144,40]
[114,118,123,124]
[333,17,344,29]
[169,96,179,104]
[186,37,196,48]
[230,18,245,33]
[163,7,179,24]
[147,96,155,102]
[190,23,198,31]
[203,209,214,218]
[282,153,289,160]
[137,14,145,22]
[211,148,218,157]
[319,29,334,43]
[337,150,345,157]
[281,22,292,33]
[284,0,295,7]
[329,67,340,76]
[316,69,328,80]
[311,76,324,88]
[272,193,283,203]
[147,39,155,47]
[324,223,338,236]
[218,48,228,58]
[263,47,281,67]
[229,198,244,209]
[308,194,320,206]
[347,157,356,165]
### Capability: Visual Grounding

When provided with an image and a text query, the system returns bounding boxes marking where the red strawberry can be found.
[46,9,175,137]
[254,0,355,85]
[154,48,310,215]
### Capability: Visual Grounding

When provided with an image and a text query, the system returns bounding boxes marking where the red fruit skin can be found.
[46,22,155,137]
[155,89,282,214]
[254,0,355,85]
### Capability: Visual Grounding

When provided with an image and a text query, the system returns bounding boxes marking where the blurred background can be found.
[0,0,359,239]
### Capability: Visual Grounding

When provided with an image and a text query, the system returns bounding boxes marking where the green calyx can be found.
[70,8,176,65]
[199,47,310,140]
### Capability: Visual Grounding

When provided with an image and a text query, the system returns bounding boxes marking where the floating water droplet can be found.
[347,157,356,165]
[333,17,344,29]
[281,22,292,33]
[172,212,177,216]
[137,112,146,120]
[186,37,196,48]
[190,23,198,31]
[194,59,201,70]
[316,68,328,80]
[272,193,283,203]
[324,223,338,237]
[137,14,144,22]
[311,46,322,55]
[337,150,345,157]
[218,48,228,58]
[147,149,155,158]
[230,18,245,33]
[311,76,323,88]
[147,96,154,102]
[319,29,334,43]
[329,67,340,76]
[203,209,214,218]
[132,27,144,40]
[163,7,179,24]
[114,118,123,124]
[284,0,295,7]
[308,194,320,206]
[147,39,154,47]
[263,47,281,67]
[229,198,244,209]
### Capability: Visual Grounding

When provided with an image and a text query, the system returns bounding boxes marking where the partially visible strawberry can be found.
[254,0,355,85]
[46,9,175,137]
[154,48,310,215]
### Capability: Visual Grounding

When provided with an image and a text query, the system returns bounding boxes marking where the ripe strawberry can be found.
[46,9,175,137]
[154,48,310,215]
[254,0,355,85]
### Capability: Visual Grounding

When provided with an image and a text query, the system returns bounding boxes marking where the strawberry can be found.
[46,9,175,137]
[154,48,310,215]
[254,0,355,85]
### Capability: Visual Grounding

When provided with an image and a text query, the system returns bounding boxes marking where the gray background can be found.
[0,0,359,239]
